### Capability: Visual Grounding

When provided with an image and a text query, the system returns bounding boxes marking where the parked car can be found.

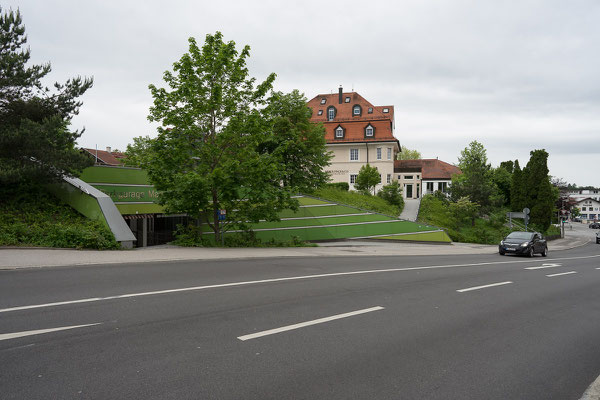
[589,222,600,229]
[499,231,548,257]
[573,217,582,222]
[597,231,600,244]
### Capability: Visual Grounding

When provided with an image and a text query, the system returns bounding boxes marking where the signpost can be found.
[507,208,530,230]
[218,210,226,246]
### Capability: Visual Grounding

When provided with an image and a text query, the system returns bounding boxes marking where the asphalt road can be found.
[1,244,600,399]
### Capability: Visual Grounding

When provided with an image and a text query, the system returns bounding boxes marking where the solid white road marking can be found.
[237,306,384,341]
[2,254,600,314]
[457,281,513,293]
[525,263,562,270]
[0,323,101,342]
[546,271,577,277]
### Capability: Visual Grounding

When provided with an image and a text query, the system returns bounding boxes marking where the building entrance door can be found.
[406,184,413,198]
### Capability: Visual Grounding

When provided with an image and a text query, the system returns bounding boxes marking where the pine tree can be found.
[510,160,525,211]
[0,7,93,187]
[523,150,555,231]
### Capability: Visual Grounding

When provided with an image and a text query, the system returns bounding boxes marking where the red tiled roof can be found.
[82,148,125,166]
[307,91,397,145]
[394,159,462,180]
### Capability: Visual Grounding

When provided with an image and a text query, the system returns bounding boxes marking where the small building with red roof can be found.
[82,147,126,166]
[394,159,462,199]
[307,87,400,192]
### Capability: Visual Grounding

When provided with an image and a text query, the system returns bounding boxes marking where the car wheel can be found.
[542,246,548,257]
[528,247,534,257]
[499,250,505,255]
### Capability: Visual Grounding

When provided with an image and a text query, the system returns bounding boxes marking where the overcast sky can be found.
[7,0,600,186]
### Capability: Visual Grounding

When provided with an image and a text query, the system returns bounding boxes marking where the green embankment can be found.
[232,194,449,243]
[0,188,119,249]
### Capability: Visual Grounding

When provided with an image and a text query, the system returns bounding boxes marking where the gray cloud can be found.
[6,0,600,185]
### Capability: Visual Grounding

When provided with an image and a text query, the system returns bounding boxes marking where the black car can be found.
[596,231,600,244]
[499,231,548,257]
[589,222,600,229]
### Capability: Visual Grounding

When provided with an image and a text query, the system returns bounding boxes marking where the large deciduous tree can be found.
[142,32,329,242]
[450,141,500,211]
[0,8,93,188]
[397,145,421,160]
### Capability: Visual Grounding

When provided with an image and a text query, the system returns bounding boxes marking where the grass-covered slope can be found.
[312,187,402,217]
[0,187,119,249]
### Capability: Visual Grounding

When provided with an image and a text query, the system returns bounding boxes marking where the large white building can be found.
[307,88,400,192]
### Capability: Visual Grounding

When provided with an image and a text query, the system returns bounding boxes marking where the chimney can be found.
[339,86,343,104]
[106,146,111,153]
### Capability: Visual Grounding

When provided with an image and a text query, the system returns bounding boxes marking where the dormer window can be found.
[364,124,375,137]
[345,97,350,103]
[320,98,326,105]
[335,124,345,138]
[317,110,323,116]
[353,105,362,116]
[368,107,373,113]
[382,108,389,113]
[327,106,336,121]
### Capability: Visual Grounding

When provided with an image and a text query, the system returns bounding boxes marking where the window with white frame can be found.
[320,98,326,104]
[328,107,335,121]
[382,108,389,113]
[345,97,350,103]
[353,105,361,115]
[387,174,391,184]
[335,126,344,138]
[350,148,359,161]
[317,110,323,115]
[405,175,413,179]
[376,147,382,160]
[350,174,358,184]
[426,182,434,192]
[365,125,374,137]
[387,148,392,160]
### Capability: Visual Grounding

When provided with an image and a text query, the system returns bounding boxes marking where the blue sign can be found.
[218,209,226,221]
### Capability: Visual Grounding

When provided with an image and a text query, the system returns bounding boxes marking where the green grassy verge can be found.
[310,188,401,217]
[0,187,120,249]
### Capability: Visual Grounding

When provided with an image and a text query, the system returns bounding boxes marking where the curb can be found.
[580,374,600,400]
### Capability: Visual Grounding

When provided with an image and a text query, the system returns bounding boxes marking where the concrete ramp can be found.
[399,198,421,222]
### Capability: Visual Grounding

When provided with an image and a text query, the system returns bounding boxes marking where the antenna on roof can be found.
[352,83,354,92]
[95,144,98,164]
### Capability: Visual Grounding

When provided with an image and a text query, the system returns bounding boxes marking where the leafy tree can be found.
[143,32,328,242]
[258,90,331,192]
[449,196,480,227]
[522,149,555,231]
[0,8,93,188]
[499,160,514,174]
[354,164,380,195]
[510,159,526,211]
[123,135,153,167]
[571,206,580,218]
[450,141,499,211]
[377,181,404,209]
[397,145,421,160]
[491,165,512,207]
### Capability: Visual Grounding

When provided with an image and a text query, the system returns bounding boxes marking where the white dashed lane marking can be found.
[546,271,577,277]
[237,306,384,341]
[456,281,513,293]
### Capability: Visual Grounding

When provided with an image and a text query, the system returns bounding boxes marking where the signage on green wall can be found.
[92,185,161,203]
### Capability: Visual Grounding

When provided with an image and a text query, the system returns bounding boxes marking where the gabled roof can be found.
[574,197,600,205]
[307,91,394,123]
[82,148,125,166]
[394,159,462,180]
[307,90,397,146]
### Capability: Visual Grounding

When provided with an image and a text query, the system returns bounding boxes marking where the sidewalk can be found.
[0,232,588,270]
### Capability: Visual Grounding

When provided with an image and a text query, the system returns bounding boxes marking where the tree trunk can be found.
[212,190,220,244]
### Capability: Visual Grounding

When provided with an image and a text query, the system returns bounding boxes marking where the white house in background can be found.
[574,197,600,221]
[567,189,600,203]
[394,159,462,199]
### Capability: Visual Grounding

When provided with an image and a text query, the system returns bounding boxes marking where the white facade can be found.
[575,198,600,221]
[568,189,600,203]
[325,142,398,192]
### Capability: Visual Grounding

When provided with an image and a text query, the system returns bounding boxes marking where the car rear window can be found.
[506,232,533,240]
